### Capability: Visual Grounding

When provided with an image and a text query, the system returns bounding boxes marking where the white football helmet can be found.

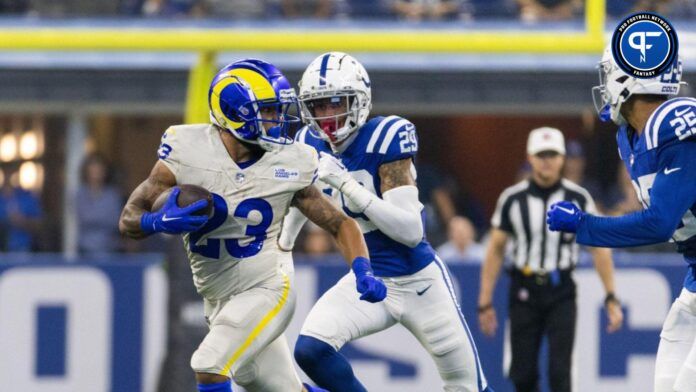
[592,45,683,125]
[298,52,372,144]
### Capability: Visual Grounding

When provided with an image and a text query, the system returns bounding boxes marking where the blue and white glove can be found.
[317,152,372,212]
[140,187,209,235]
[352,257,387,303]
[317,152,352,190]
[547,201,584,233]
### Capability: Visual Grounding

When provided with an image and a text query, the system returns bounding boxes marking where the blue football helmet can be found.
[208,59,300,151]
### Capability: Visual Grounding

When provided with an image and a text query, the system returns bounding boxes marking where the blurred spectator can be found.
[280,0,334,18]
[26,0,119,17]
[196,0,274,19]
[0,0,28,14]
[416,163,487,245]
[390,0,468,21]
[664,0,696,18]
[607,0,674,18]
[346,0,392,18]
[516,0,581,22]
[142,0,201,17]
[0,180,42,252]
[302,222,335,256]
[76,154,124,255]
[436,216,485,262]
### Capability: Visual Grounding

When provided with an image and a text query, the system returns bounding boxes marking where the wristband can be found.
[351,256,372,277]
[140,211,158,234]
[604,292,619,307]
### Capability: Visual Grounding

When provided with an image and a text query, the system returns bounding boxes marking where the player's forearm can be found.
[576,209,677,247]
[590,247,616,295]
[343,184,424,247]
[333,217,370,266]
[479,246,505,306]
[119,202,149,239]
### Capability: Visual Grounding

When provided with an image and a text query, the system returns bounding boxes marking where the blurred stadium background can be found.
[0,0,695,391]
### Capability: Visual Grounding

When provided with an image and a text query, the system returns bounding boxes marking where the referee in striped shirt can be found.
[477,127,624,392]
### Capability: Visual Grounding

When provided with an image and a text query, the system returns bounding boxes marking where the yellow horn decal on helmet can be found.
[227,68,276,101]
[210,76,245,129]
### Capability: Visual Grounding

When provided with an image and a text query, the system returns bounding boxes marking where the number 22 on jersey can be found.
[189,193,274,259]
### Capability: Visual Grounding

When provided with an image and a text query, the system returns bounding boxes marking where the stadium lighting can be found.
[0,133,17,162]
[19,161,43,190]
[19,130,43,160]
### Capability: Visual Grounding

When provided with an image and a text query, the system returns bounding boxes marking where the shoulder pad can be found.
[294,126,331,154]
[362,115,418,162]
[645,97,696,150]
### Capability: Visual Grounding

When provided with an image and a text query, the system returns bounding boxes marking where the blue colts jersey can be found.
[295,116,437,277]
[616,97,696,260]
[576,97,696,290]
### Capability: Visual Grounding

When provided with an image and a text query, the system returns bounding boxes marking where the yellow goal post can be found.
[0,0,606,122]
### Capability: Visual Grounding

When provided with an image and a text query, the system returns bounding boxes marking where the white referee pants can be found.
[300,258,488,392]
[655,288,696,392]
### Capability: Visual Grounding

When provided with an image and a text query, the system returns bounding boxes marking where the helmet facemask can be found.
[212,84,300,152]
[255,89,301,151]
[592,46,684,126]
[592,59,632,125]
[299,90,368,144]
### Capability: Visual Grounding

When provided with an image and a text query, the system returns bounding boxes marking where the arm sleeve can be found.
[343,183,424,248]
[576,141,696,247]
[278,206,308,251]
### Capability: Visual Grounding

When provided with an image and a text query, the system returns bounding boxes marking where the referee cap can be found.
[527,127,566,155]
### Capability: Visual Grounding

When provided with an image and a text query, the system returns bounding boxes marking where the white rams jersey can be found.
[158,124,318,299]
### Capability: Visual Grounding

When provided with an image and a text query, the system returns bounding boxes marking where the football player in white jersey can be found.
[280,52,492,392]
[119,59,385,392]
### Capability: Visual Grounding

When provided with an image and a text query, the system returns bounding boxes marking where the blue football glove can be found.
[547,201,584,233]
[351,257,387,303]
[140,187,209,235]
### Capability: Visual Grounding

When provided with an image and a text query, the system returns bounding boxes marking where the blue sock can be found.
[197,379,232,392]
[303,382,329,392]
[294,335,367,392]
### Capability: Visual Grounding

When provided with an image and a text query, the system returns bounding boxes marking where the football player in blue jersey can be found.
[279,52,492,392]
[547,47,696,392]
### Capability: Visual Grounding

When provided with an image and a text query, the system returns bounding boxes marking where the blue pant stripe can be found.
[433,256,487,392]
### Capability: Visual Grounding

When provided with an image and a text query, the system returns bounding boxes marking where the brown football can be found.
[151,184,213,217]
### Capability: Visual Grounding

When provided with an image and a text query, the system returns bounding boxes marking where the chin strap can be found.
[599,104,612,122]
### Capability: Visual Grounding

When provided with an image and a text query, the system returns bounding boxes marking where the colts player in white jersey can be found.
[280,52,492,392]
[547,48,696,392]
[119,59,381,392]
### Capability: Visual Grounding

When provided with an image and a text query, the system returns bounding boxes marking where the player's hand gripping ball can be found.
[142,185,212,234]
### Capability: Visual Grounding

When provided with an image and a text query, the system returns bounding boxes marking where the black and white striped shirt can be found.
[491,178,597,272]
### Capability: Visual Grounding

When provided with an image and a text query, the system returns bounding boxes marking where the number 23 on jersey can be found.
[189,193,274,259]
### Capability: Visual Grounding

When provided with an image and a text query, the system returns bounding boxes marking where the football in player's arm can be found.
[119,160,371,272]
[119,58,380,392]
